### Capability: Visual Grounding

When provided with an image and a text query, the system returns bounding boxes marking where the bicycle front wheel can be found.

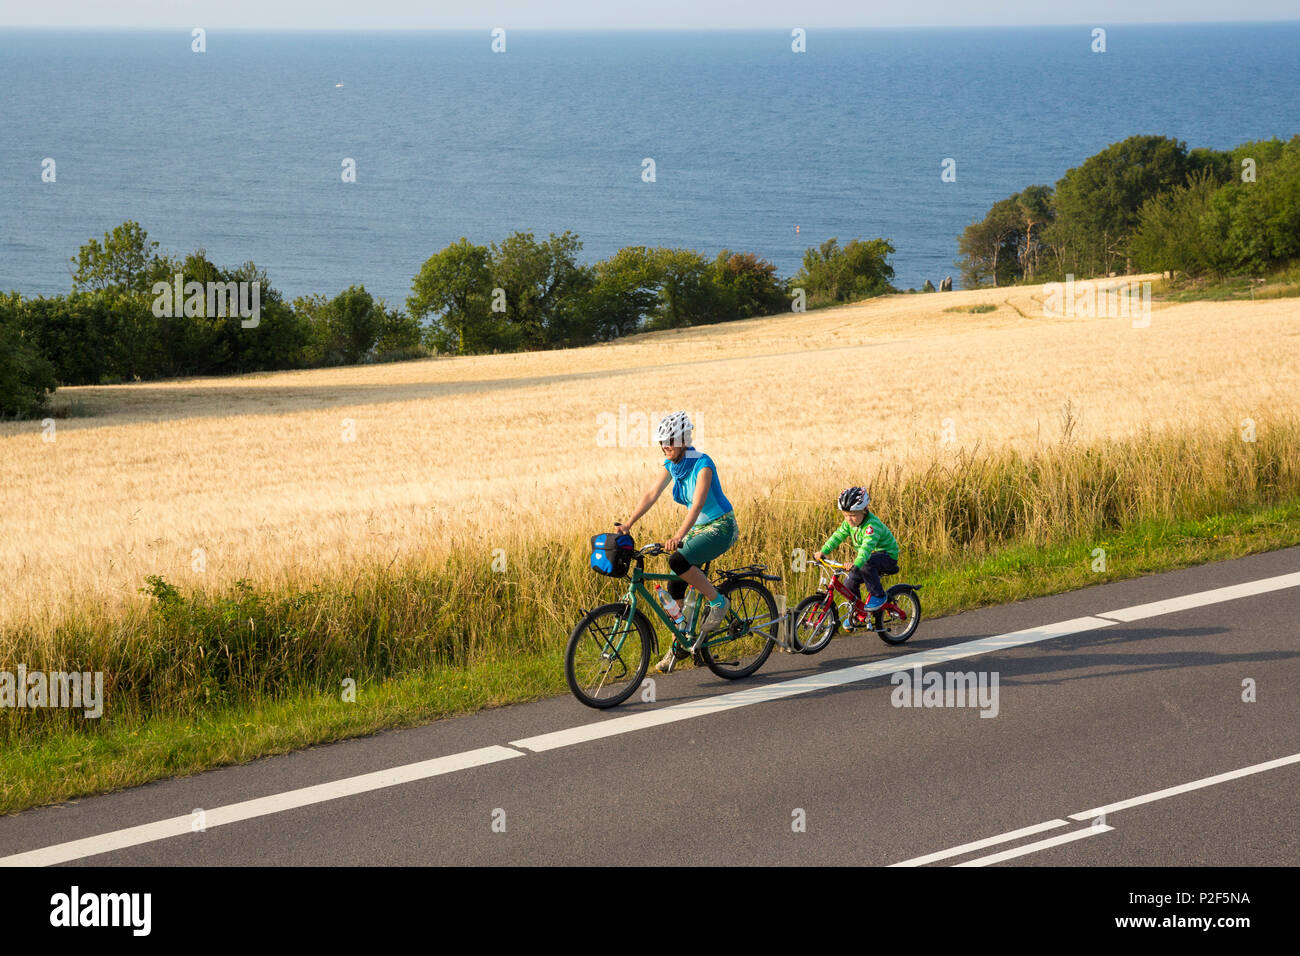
[790,593,838,655]
[699,578,777,680]
[565,602,652,708]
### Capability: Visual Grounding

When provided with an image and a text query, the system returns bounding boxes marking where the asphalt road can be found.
[2,546,1297,866]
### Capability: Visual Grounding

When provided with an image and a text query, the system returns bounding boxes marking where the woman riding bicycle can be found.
[614,411,737,673]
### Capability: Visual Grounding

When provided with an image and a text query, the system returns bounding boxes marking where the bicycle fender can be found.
[615,602,661,655]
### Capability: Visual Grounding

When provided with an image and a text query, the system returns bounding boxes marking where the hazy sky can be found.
[3,1,1297,29]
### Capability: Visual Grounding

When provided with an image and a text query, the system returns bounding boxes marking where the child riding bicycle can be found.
[818,486,900,625]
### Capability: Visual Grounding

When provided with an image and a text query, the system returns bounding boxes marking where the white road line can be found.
[888,819,1069,867]
[894,752,1300,867]
[1097,570,1300,622]
[1067,752,1300,821]
[510,616,1115,752]
[954,825,1113,867]
[5,565,1299,866]
[0,745,523,867]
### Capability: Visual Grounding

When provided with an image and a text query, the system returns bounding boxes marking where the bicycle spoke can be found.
[587,622,626,685]
[589,624,627,674]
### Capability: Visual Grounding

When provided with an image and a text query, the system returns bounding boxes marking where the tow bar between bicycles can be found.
[746,608,800,653]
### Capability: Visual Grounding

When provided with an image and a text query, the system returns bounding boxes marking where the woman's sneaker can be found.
[700,595,731,633]
[656,644,691,673]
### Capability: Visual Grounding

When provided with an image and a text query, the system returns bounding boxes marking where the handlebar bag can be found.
[590,533,636,577]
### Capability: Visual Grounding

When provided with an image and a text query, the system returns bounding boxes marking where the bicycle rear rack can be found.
[718,564,782,583]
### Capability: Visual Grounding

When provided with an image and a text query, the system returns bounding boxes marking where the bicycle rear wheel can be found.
[874,586,921,645]
[699,578,777,679]
[565,602,652,708]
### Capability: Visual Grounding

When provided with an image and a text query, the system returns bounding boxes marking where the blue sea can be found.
[1,24,1298,301]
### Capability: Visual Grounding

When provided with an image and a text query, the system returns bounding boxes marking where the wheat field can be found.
[4,274,1299,630]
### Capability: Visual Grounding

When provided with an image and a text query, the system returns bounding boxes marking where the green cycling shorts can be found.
[677,510,739,567]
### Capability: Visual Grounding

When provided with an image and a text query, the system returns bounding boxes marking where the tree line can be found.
[0,223,897,415]
[958,134,1300,286]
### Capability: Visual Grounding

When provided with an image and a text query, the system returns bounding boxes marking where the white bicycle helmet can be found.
[837,486,870,512]
[655,411,693,447]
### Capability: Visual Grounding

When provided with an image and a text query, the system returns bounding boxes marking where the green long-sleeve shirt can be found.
[820,514,899,566]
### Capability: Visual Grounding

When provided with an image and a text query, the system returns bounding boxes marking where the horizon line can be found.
[3,19,1300,32]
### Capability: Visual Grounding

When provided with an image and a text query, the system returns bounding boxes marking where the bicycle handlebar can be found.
[812,552,850,573]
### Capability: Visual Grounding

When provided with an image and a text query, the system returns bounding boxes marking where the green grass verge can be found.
[1150,261,1300,302]
[4,498,1298,815]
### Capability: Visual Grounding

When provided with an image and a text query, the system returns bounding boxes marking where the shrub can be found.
[0,304,57,418]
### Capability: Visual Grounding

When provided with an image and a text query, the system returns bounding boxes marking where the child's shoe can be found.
[865,594,887,611]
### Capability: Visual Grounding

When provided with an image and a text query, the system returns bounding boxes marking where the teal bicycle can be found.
[565,542,783,709]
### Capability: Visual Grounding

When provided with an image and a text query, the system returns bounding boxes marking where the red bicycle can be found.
[789,552,922,654]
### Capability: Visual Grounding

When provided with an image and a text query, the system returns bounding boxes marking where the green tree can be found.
[1221,135,1300,273]
[792,237,896,304]
[164,250,233,374]
[373,305,424,359]
[408,238,495,354]
[328,285,383,364]
[293,293,334,365]
[15,294,123,385]
[838,239,896,297]
[1048,135,1192,276]
[102,291,168,381]
[224,262,310,373]
[489,231,589,349]
[710,250,789,319]
[1015,185,1054,280]
[1129,169,1226,278]
[70,221,164,294]
[1229,138,1287,183]
[580,246,662,340]
[293,285,388,365]
[1187,146,1234,186]
[0,297,57,417]
[647,248,717,329]
[958,199,1024,287]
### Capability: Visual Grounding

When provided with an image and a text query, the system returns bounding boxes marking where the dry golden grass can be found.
[3,274,1298,630]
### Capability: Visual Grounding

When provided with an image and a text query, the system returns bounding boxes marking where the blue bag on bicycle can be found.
[590,533,635,577]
